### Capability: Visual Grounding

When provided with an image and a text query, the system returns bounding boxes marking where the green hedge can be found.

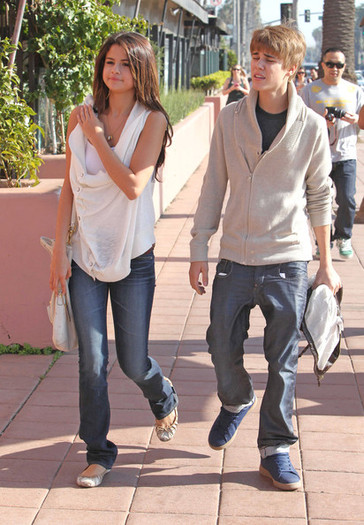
[190,71,230,94]
[160,89,205,126]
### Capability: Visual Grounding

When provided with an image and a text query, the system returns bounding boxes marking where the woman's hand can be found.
[77,104,104,144]
[50,249,71,296]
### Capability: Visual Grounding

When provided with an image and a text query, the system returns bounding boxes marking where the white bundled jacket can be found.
[190,82,332,265]
[69,101,155,282]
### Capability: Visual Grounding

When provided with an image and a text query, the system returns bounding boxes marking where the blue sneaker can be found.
[259,453,301,490]
[208,396,256,450]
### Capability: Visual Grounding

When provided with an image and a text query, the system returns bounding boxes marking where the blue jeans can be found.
[69,252,178,469]
[207,260,308,449]
[330,159,356,240]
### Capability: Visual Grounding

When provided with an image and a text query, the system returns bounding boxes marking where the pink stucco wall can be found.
[0,180,63,347]
[205,93,228,124]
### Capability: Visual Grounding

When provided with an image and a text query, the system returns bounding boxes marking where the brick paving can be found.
[1,141,364,524]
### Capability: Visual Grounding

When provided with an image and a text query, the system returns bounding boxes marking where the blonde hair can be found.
[250,25,306,78]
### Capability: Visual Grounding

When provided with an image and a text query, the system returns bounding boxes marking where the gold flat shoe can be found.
[76,464,111,488]
[155,407,178,442]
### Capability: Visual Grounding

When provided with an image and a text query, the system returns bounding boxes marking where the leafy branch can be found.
[0,38,43,187]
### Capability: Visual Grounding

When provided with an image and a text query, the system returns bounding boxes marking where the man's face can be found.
[250,48,294,94]
[321,51,346,85]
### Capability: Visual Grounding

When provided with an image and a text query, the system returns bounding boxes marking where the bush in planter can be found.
[0,38,43,188]
[160,89,205,125]
[190,71,230,95]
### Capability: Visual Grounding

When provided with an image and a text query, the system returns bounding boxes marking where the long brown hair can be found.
[93,32,172,170]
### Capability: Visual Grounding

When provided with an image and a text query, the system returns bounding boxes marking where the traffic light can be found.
[280,3,292,23]
[304,9,311,23]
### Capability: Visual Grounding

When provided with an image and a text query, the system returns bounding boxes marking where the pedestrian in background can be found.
[309,67,318,82]
[301,48,364,259]
[295,66,307,93]
[222,64,250,104]
[50,32,178,488]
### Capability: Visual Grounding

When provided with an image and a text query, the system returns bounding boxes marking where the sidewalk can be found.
[1,143,364,524]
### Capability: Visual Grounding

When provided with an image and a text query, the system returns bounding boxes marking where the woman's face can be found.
[102,44,135,95]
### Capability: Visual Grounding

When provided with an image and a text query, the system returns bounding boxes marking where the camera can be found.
[325,106,346,121]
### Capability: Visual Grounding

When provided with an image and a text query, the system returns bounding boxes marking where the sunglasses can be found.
[232,68,241,71]
[297,71,305,74]
[324,61,345,69]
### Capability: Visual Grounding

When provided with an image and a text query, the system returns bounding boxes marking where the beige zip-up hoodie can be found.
[190,81,332,265]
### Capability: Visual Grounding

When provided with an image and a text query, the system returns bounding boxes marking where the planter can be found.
[38,154,66,179]
[0,179,63,347]
[205,93,228,124]
[154,101,214,218]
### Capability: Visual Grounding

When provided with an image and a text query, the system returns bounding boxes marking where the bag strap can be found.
[66,205,77,245]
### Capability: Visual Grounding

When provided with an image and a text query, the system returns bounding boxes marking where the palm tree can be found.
[322,0,356,82]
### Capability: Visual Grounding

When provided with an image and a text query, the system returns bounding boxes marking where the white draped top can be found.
[68,100,156,282]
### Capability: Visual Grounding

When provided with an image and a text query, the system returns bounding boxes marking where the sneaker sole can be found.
[339,252,353,260]
[259,464,302,491]
[208,397,257,451]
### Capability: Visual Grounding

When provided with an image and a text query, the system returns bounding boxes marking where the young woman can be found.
[50,32,178,488]
[295,67,307,93]
[222,65,250,105]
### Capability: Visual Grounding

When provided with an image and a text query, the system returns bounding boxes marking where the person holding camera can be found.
[222,65,250,105]
[301,48,364,259]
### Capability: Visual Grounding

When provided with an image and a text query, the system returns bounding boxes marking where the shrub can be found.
[25,0,148,152]
[227,50,238,69]
[190,71,230,95]
[160,89,205,126]
[0,39,43,187]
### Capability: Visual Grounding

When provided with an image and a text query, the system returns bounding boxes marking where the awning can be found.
[171,0,209,23]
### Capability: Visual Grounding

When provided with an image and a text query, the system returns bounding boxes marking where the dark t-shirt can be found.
[256,104,287,152]
[226,79,246,105]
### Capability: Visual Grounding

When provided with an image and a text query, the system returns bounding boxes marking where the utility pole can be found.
[292,0,298,28]
[236,0,241,64]
[241,0,247,68]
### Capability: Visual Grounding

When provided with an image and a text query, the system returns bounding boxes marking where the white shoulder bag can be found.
[40,221,78,352]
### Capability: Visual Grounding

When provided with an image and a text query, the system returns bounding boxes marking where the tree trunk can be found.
[322,0,356,82]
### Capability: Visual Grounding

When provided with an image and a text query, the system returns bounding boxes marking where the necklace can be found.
[104,107,133,142]
[105,118,125,142]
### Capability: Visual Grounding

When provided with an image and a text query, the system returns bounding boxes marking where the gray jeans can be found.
[207,259,308,449]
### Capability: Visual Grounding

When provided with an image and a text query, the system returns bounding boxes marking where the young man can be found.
[301,48,364,259]
[189,26,341,491]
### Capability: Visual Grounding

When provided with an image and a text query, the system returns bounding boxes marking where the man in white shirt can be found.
[301,48,364,259]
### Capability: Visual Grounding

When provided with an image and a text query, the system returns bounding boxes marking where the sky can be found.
[259,0,363,46]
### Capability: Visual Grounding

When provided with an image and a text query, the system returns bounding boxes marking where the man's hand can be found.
[313,265,342,295]
[313,224,342,295]
[189,261,208,295]
[341,112,359,125]
[323,108,336,128]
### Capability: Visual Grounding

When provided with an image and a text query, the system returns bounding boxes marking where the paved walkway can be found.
[1,141,364,524]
